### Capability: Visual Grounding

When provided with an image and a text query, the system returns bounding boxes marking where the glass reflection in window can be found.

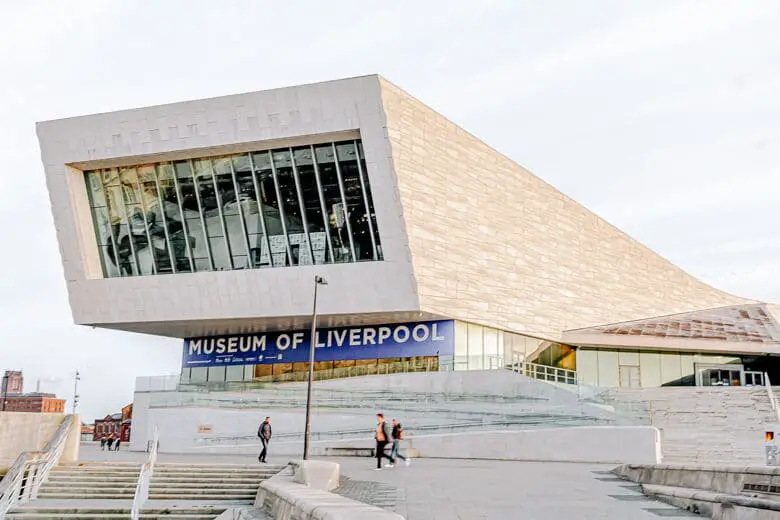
[84,138,383,278]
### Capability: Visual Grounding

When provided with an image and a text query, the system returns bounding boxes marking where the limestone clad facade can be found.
[37,74,770,357]
[378,78,748,338]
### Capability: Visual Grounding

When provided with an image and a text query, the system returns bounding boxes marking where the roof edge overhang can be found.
[564,332,780,356]
[564,302,766,333]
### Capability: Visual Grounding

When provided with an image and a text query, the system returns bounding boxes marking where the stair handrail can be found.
[504,356,581,386]
[765,373,780,422]
[131,427,158,520]
[0,415,74,519]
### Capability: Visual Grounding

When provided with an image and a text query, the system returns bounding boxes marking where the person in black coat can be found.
[374,413,395,470]
[258,417,272,463]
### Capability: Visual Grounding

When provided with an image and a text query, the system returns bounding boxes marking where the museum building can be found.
[37,75,780,388]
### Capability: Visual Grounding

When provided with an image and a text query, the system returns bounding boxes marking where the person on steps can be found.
[374,413,394,470]
[258,417,272,463]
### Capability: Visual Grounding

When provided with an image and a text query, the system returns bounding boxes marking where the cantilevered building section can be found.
[37,75,778,388]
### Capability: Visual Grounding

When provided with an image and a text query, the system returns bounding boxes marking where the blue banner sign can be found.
[182,320,454,368]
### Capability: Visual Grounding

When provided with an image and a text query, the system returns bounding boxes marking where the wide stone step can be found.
[6,512,221,520]
[47,474,268,481]
[40,485,258,494]
[53,468,275,475]
[43,479,262,489]
[36,493,254,501]
[7,507,227,520]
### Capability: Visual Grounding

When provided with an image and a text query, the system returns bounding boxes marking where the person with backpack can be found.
[390,419,411,466]
[374,413,395,470]
[257,417,272,463]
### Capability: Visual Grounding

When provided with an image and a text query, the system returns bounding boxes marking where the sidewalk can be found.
[330,457,697,520]
[78,443,695,518]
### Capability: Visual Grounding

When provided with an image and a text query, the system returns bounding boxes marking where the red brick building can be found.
[2,393,65,413]
[120,403,133,442]
[2,370,23,394]
[93,413,122,441]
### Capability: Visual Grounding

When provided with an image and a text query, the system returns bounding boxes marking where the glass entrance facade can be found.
[84,139,382,277]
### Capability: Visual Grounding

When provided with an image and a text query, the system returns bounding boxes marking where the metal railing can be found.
[499,354,580,385]
[765,373,780,422]
[195,413,609,448]
[131,427,158,520]
[0,415,74,519]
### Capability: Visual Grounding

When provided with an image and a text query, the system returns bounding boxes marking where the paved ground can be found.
[78,444,694,519]
[80,442,287,465]
[329,457,696,520]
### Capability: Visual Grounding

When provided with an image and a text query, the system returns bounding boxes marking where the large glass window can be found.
[193,158,232,271]
[292,147,328,264]
[336,142,375,261]
[84,139,383,278]
[356,141,383,260]
[154,163,194,273]
[232,154,268,268]
[272,149,309,266]
[251,151,289,267]
[313,144,352,263]
[174,161,212,272]
[213,157,248,269]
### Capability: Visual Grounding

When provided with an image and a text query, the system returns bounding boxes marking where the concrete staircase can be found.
[148,370,627,455]
[6,462,282,519]
[605,387,777,465]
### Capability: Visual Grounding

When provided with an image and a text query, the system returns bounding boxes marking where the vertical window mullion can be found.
[188,159,215,271]
[94,171,122,276]
[152,165,178,273]
[247,153,273,268]
[170,167,195,272]
[268,150,294,265]
[132,170,159,275]
[354,140,379,261]
[289,147,314,264]
[332,143,356,262]
[310,145,335,264]
[113,171,141,275]
[84,175,110,278]
[208,159,234,270]
[228,158,254,268]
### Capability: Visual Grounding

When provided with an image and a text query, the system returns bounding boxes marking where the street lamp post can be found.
[303,275,327,460]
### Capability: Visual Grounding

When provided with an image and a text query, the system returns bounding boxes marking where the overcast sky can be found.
[1,0,778,421]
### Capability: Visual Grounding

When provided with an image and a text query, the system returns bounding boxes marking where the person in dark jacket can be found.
[390,419,410,466]
[374,413,394,470]
[258,417,272,463]
[106,433,115,451]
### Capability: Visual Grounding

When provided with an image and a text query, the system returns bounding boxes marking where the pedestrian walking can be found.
[106,433,115,451]
[390,419,411,466]
[100,436,106,451]
[114,436,121,451]
[374,413,394,470]
[257,417,272,463]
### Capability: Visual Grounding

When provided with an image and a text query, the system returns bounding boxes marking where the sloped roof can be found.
[565,304,780,344]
